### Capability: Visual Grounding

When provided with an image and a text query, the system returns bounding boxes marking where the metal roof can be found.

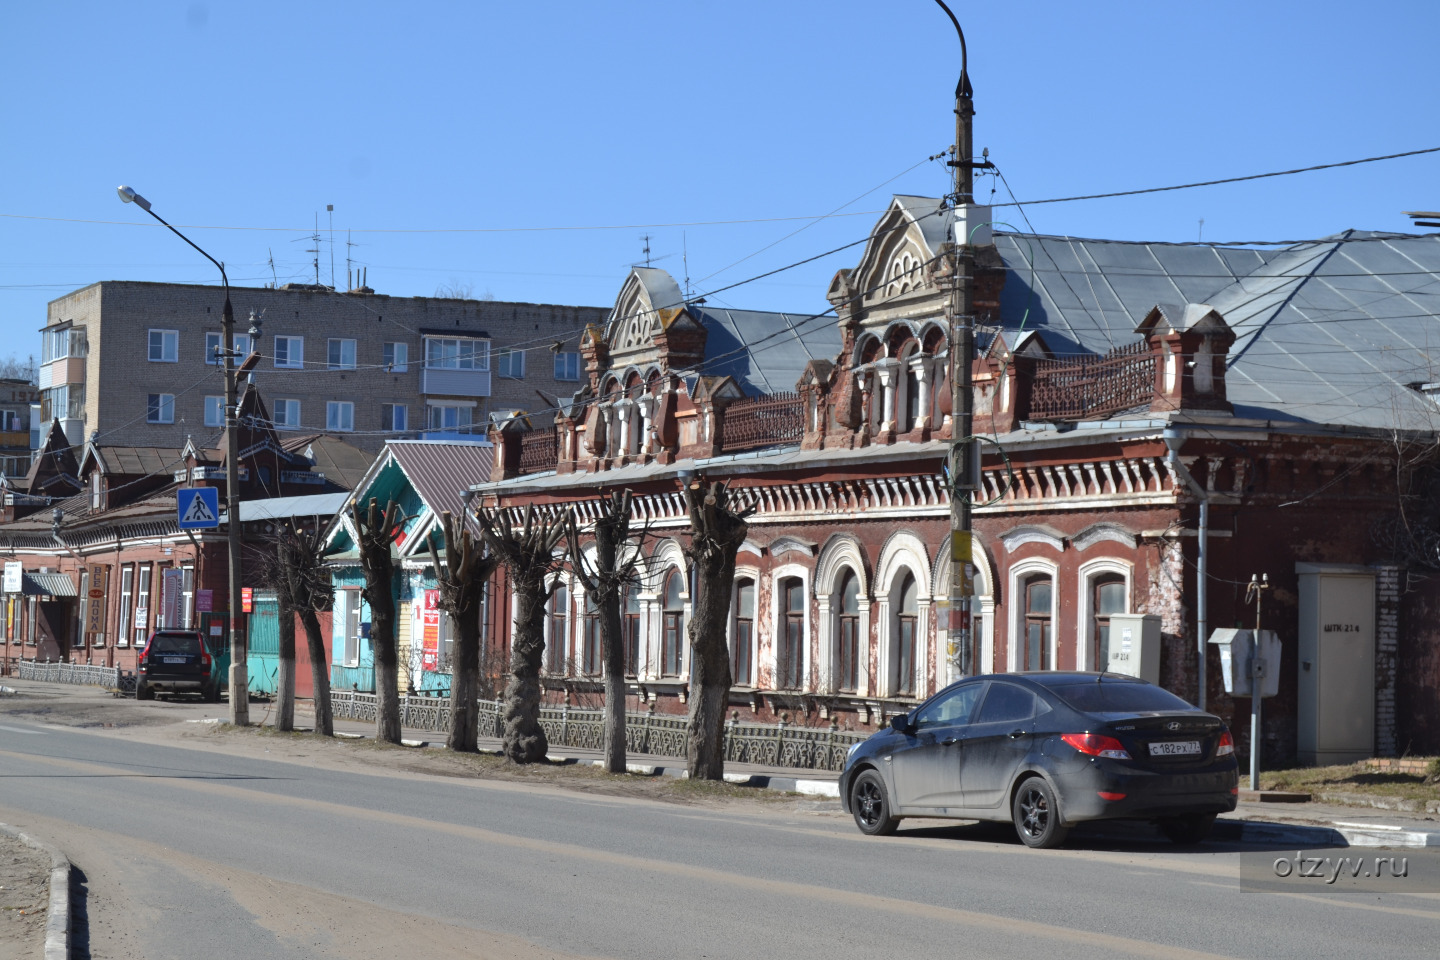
[21,571,76,597]
[237,492,351,523]
[992,228,1440,430]
[387,440,495,525]
[693,305,841,394]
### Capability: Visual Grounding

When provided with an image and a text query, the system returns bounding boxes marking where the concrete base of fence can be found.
[0,822,71,960]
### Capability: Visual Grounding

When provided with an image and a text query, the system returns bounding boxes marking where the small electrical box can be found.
[1208,628,1281,698]
[1106,614,1161,684]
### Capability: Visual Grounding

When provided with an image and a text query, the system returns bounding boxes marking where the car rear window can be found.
[149,633,201,655]
[1049,681,1194,714]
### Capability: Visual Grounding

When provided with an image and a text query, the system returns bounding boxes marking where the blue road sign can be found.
[177,487,221,529]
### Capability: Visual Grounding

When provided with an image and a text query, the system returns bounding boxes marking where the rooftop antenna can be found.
[1198,218,1205,242]
[346,229,355,291]
[267,248,277,288]
[682,231,691,298]
[641,234,652,267]
[327,204,335,288]
[302,214,321,285]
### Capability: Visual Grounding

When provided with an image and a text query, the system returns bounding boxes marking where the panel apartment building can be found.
[39,281,609,451]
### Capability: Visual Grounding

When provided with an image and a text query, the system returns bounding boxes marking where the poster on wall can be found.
[195,589,212,613]
[421,588,440,671]
[85,564,107,636]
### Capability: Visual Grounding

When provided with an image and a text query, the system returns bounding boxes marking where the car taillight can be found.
[201,651,212,670]
[1061,732,1131,760]
[1098,791,1126,801]
[1216,731,1235,756]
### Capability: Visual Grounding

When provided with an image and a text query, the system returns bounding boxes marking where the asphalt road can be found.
[0,697,1436,959]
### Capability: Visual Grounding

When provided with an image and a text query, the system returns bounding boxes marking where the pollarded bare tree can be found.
[564,489,648,774]
[682,479,755,780]
[252,520,335,734]
[428,510,501,753]
[352,497,405,744]
[475,503,567,763]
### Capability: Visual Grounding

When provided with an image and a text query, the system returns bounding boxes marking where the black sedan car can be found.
[840,672,1238,848]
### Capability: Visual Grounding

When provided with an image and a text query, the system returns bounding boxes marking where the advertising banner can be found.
[421,588,440,671]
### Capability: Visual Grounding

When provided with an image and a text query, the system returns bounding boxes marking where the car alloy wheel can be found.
[850,770,898,836]
[1012,777,1068,849]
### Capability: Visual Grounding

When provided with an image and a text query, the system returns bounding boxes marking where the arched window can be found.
[1024,576,1053,671]
[662,569,685,677]
[582,592,600,676]
[732,578,755,685]
[546,584,568,674]
[624,582,641,677]
[894,573,918,696]
[838,571,860,693]
[778,577,805,688]
[1093,574,1126,668]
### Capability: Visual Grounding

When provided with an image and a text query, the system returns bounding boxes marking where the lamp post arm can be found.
[134,205,228,293]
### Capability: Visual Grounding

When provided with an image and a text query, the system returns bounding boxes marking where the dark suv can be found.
[137,630,219,701]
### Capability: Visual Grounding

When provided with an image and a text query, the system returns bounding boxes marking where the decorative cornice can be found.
[998,525,1066,553]
[1072,522,1138,551]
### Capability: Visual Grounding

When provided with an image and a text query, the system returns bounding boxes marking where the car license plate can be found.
[163,657,186,664]
[1149,740,1201,756]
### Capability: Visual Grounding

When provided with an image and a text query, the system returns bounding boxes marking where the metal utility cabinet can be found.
[1106,613,1161,684]
[1296,564,1375,765]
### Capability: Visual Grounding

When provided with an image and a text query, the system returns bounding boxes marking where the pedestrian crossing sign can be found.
[177,487,221,529]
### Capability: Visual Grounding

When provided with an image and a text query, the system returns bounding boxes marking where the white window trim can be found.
[274,398,301,429]
[147,393,175,424]
[328,338,357,371]
[326,400,355,432]
[1007,557,1060,673]
[384,342,409,373]
[148,329,179,363]
[932,543,997,680]
[274,336,305,369]
[554,352,581,381]
[206,332,251,365]
[874,532,933,698]
[814,535,871,696]
[1076,557,1133,671]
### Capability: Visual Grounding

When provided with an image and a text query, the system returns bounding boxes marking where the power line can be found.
[993,145,1440,208]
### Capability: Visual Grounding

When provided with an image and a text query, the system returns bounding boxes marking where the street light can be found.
[117,184,249,725]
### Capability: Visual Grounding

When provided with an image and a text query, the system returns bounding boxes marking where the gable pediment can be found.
[852,200,943,309]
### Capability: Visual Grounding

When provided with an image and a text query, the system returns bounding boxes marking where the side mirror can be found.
[889,714,912,734]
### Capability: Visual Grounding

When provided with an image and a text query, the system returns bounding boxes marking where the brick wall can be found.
[1374,563,1401,757]
[44,281,608,451]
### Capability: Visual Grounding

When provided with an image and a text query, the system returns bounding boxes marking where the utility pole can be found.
[936,0,979,680]
[1246,573,1270,790]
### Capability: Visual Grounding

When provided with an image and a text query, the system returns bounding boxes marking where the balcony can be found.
[38,357,85,390]
[1029,340,1155,422]
[421,366,491,398]
[517,426,558,475]
[0,430,28,450]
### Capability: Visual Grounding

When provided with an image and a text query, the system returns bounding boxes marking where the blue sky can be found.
[2,1,1437,362]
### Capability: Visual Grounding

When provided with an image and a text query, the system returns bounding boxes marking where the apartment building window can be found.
[40,384,84,422]
[147,394,175,424]
[326,401,354,432]
[118,565,134,647]
[327,339,357,370]
[427,404,472,431]
[204,396,224,427]
[206,332,251,365]
[554,351,581,382]
[383,342,408,372]
[495,348,525,379]
[148,329,179,363]
[41,327,87,363]
[1,410,21,432]
[425,337,488,370]
[133,563,152,646]
[381,403,408,432]
[273,399,300,429]
[274,336,304,369]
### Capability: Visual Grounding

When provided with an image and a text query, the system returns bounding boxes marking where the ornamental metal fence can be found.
[17,659,121,688]
[330,690,865,772]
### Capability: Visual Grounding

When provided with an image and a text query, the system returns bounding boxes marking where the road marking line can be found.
[0,725,47,735]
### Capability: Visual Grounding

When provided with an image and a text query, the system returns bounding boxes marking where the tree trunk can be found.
[446,589,483,753]
[276,600,296,732]
[502,580,549,763]
[686,546,736,780]
[301,607,332,736]
[601,598,626,773]
[364,578,400,745]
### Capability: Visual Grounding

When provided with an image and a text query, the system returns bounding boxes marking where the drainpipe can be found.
[1162,426,1208,710]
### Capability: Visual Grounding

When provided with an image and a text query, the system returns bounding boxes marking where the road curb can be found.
[0,822,70,960]
[1217,817,1440,848]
